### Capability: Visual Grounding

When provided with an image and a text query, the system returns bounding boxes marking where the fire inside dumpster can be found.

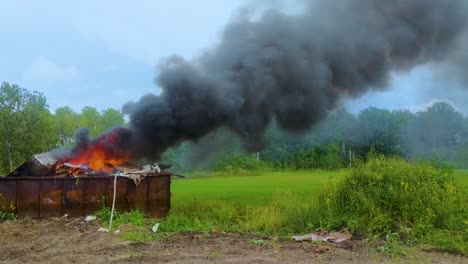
[0,127,173,219]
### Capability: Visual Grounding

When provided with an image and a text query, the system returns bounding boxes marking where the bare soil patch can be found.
[0,219,466,264]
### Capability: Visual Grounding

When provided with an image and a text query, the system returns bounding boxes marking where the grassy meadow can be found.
[172,170,338,206]
[163,170,337,235]
[96,159,468,255]
[454,169,468,185]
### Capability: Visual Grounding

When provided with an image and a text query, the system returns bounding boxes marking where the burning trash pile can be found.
[8,127,173,184]
[0,127,175,219]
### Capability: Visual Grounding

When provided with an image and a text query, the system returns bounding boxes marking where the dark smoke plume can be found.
[123,0,468,160]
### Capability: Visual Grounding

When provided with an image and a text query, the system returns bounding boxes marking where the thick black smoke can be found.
[124,0,468,160]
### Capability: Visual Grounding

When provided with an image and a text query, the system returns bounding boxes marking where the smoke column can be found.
[123,0,468,160]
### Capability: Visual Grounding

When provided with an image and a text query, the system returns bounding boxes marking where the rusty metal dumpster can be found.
[0,173,171,219]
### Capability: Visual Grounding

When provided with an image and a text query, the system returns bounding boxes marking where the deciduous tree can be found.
[0,82,56,174]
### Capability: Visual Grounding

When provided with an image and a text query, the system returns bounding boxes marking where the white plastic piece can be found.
[152,223,160,233]
[114,229,121,234]
[85,215,96,221]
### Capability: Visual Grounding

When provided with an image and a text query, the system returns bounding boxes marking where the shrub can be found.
[318,155,468,242]
[214,154,269,174]
[261,144,348,170]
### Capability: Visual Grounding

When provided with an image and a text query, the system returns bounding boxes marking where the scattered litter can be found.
[98,227,109,233]
[85,215,96,222]
[111,162,162,185]
[293,230,352,244]
[114,229,121,234]
[151,223,160,233]
[293,233,327,242]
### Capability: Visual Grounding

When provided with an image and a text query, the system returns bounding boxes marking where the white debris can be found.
[98,227,109,233]
[152,223,160,233]
[293,231,352,243]
[114,229,121,234]
[151,163,161,173]
[85,215,97,221]
[128,174,144,185]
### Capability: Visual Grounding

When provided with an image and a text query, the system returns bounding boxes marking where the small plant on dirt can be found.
[251,238,267,245]
[0,194,16,221]
[94,207,162,242]
[377,232,408,258]
[95,207,146,230]
[95,206,120,227]
[409,225,467,255]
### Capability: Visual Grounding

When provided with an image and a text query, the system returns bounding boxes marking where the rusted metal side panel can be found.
[17,180,40,219]
[105,178,128,213]
[148,176,171,219]
[40,179,63,218]
[127,177,149,212]
[0,180,17,215]
[64,179,85,217]
[84,179,108,215]
[0,174,172,219]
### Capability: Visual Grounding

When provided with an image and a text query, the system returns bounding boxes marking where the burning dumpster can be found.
[0,127,175,219]
[0,172,171,219]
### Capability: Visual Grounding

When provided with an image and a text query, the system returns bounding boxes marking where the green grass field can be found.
[105,165,467,254]
[454,169,468,185]
[173,169,468,208]
[162,170,341,234]
[162,168,468,236]
[172,170,340,206]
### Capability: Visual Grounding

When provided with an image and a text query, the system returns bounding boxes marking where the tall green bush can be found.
[318,155,467,239]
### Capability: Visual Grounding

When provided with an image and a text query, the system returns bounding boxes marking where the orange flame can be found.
[68,146,129,172]
[62,127,131,174]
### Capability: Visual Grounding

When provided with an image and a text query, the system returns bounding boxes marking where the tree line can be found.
[0,82,125,175]
[2,81,468,174]
[165,99,468,171]
[258,102,468,170]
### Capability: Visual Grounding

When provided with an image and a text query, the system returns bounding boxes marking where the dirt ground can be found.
[0,219,466,264]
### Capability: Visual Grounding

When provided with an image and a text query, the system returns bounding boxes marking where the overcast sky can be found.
[0,0,467,115]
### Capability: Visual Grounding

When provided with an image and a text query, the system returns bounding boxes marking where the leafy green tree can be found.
[354,107,413,157]
[54,106,79,146]
[407,102,464,160]
[454,117,468,168]
[101,108,125,130]
[0,82,56,174]
[310,108,358,165]
[79,106,102,137]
